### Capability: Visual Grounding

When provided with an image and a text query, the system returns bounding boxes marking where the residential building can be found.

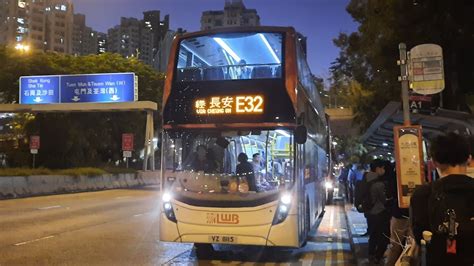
[106,11,170,68]
[72,13,97,56]
[201,0,260,30]
[0,0,74,53]
[97,32,107,54]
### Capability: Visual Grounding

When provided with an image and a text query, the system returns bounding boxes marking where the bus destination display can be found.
[195,95,264,115]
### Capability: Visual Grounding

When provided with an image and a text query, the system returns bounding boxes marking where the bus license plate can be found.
[209,235,237,243]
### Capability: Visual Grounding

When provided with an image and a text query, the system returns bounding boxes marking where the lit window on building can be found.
[18,1,26,8]
[60,5,66,11]
[17,18,25,24]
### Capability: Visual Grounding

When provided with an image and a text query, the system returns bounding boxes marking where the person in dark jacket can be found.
[366,159,389,265]
[410,133,474,266]
[385,161,411,266]
[236,153,257,192]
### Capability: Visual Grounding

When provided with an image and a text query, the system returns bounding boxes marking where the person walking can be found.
[411,133,474,266]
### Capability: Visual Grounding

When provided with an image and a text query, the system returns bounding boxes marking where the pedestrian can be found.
[384,161,411,266]
[365,159,390,265]
[410,132,474,266]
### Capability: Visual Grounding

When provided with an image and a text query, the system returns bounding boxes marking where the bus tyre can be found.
[194,243,214,258]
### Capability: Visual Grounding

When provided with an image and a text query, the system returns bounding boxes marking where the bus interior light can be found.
[276,130,290,137]
[213,38,241,62]
[259,33,280,64]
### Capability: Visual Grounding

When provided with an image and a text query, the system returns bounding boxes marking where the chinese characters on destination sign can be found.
[195,95,264,115]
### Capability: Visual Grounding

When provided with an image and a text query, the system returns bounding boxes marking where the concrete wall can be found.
[0,171,160,200]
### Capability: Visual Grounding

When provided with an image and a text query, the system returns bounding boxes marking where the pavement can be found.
[0,187,365,265]
[344,203,371,266]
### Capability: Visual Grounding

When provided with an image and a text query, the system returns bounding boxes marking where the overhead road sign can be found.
[19,75,60,104]
[408,44,445,95]
[19,73,137,104]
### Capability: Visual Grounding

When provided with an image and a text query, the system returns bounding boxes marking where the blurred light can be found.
[15,43,30,52]
[279,204,288,213]
[332,141,338,146]
[325,181,333,189]
[382,142,389,147]
[164,202,172,210]
[162,192,172,202]
[152,138,158,142]
[280,194,291,205]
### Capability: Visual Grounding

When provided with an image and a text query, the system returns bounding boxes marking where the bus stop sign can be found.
[409,44,445,95]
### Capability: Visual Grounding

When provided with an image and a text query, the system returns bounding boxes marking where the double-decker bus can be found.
[159,26,330,254]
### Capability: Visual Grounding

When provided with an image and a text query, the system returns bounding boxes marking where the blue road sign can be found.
[19,75,60,104]
[61,73,137,104]
[19,73,137,104]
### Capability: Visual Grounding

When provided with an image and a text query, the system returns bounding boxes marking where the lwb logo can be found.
[206,213,239,224]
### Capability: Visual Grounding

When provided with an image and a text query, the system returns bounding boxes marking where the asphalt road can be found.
[0,187,354,265]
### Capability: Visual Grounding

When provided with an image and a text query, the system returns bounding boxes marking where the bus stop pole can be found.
[398,43,411,126]
[143,110,154,171]
[149,111,155,171]
[143,112,150,171]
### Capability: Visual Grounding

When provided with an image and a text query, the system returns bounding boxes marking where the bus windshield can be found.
[162,130,294,204]
[176,32,283,81]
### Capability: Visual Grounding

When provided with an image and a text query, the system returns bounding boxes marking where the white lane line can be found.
[14,235,55,246]
[134,213,144,217]
[115,196,131,199]
[37,205,62,210]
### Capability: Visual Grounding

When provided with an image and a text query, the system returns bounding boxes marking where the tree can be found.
[331,0,474,129]
[0,47,165,168]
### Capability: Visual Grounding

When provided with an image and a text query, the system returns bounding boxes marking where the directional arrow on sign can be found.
[71,96,81,102]
[33,97,43,103]
[111,95,120,101]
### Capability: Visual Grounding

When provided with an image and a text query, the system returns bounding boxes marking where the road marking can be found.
[14,235,55,246]
[37,205,62,210]
[115,196,131,199]
[134,213,144,217]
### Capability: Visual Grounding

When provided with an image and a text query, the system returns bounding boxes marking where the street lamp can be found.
[14,43,30,52]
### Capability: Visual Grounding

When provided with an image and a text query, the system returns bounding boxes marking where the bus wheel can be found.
[194,243,214,259]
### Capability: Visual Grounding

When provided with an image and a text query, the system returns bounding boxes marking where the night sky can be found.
[73,0,357,77]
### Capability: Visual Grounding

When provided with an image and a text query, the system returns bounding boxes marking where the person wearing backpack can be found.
[354,159,389,264]
[410,133,474,266]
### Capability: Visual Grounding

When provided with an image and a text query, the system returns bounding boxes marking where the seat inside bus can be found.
[251,66,274,79]
[203,67,225,80]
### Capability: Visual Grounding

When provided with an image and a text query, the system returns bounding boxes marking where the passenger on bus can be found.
[236,153,257,192]
[237,59,252,79]
[189,145,218,173]
[252,153,273,191]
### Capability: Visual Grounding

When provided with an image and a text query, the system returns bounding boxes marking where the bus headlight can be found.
[273,193,292,225]
[162,192,172,202]
[162,192,176,223]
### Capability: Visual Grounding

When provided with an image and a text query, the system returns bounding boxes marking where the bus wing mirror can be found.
[295,125,307,144]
